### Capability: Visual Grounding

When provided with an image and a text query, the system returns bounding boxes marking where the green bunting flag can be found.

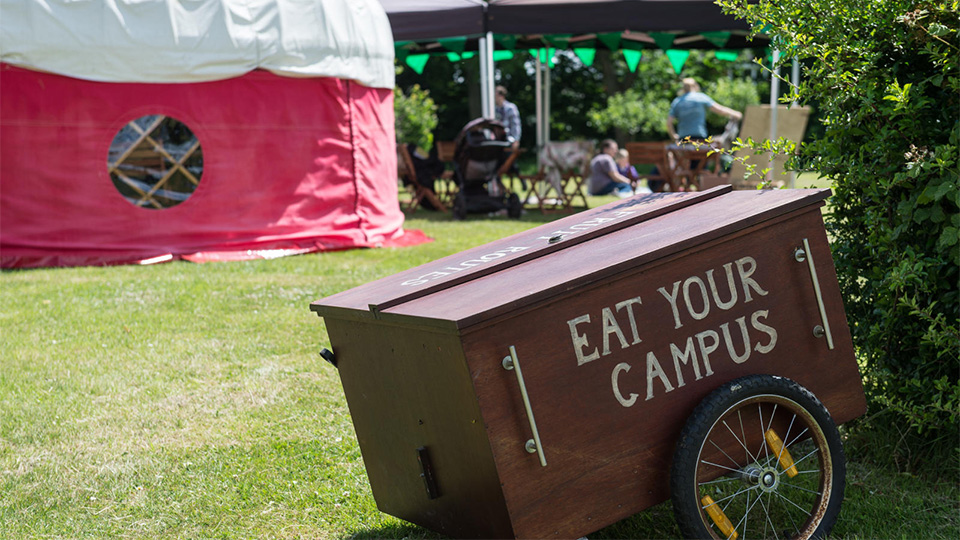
[528,48,556,68]
[622,49,642,72]
[597,32,622,51]
[650,32,676,51]
[714,50,739,62]
[573,47,597,67]
[395,46,410,63]
[492,50,515,61]
[405,53,429,74]
[446,50,486,63]
[666,49,690,74]
[702,31,731,48]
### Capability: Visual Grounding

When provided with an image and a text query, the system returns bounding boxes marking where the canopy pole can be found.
[479,32,496,118]
[477,37,490,118]
[544,50,551,145]
[769,48,780,184]
[791,57,800,187]
[535,53,543,152]
[791,58,800,106]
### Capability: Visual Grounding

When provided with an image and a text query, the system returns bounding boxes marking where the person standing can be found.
[588,139,634,198]
[494,85,521,151]
[666,78,742,143]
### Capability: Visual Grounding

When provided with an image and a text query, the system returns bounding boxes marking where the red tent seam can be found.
[346,80,370,244]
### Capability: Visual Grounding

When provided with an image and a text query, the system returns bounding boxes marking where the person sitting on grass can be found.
[588,139,634,198]
[615,149,639,183]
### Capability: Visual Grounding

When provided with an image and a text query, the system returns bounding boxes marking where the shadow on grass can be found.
[344,522,443,540]
[343,503,679,540]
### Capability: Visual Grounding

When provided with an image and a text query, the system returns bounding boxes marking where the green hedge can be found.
[719,0,959,465]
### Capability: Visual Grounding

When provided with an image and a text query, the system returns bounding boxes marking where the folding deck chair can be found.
[432,140,459,207]
[521,141,593,213]
[726,105,811,188]
[668,143,721,191]
[398,144,447,212]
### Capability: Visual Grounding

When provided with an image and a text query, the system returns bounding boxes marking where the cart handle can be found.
[502,345,547,467]
[796,238,835,350]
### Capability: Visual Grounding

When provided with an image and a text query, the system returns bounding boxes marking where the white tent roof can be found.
[0,0,395,89]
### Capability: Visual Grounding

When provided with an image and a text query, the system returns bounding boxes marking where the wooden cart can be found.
[310,186,866,540]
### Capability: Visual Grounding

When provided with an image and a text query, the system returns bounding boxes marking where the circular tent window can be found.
[107,115,203,209]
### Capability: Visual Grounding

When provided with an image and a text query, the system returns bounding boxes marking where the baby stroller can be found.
[451,118,523,220]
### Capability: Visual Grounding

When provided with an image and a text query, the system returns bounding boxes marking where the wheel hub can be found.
[741,465,780,492]
[758,466,780,492]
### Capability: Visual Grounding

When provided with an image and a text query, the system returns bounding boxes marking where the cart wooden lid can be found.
[311,186,830,331]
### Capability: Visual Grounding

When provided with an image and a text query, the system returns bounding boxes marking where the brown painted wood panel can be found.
[313,187,736,315]
[385,189,832,329]
[313,189,832,321]
[460,208,864,539]
[325,319,513,539]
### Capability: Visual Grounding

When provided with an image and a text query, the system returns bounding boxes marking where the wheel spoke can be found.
[738,409,757,463]
[775,490,806,536]
[757,490,776,538]
[774,489,814,517]
[785,426,810,448]
[781,480,822,496]
[700,459,745,474]
[764,403,778,434]
[790,446,821,469]
[710,438,744,469]
[776,413,797,468]
[759,403,771,462]
[732,487,764,540]
[699,475,741,487]
[743,489,750,540]
[723,419,756,465]
[759,453,779,469]
[702,484,761,509]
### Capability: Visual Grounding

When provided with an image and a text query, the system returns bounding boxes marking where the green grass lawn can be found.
[2,185,957,539]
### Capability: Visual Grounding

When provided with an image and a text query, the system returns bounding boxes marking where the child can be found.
[616,148,655,194]
[615,149,638,183]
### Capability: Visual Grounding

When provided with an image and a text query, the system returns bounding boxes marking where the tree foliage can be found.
[393,79,438,151]
[720,0,959,461]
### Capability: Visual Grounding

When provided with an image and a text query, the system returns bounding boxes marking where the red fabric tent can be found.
[1,0,426,269]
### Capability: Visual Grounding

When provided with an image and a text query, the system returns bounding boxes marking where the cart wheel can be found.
[453,192,467,221]
[670,375,845,540]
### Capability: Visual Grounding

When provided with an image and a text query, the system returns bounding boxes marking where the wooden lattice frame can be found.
[107,115,202,209]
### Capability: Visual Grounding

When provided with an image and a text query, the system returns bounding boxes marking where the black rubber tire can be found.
[670,375,846,540]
